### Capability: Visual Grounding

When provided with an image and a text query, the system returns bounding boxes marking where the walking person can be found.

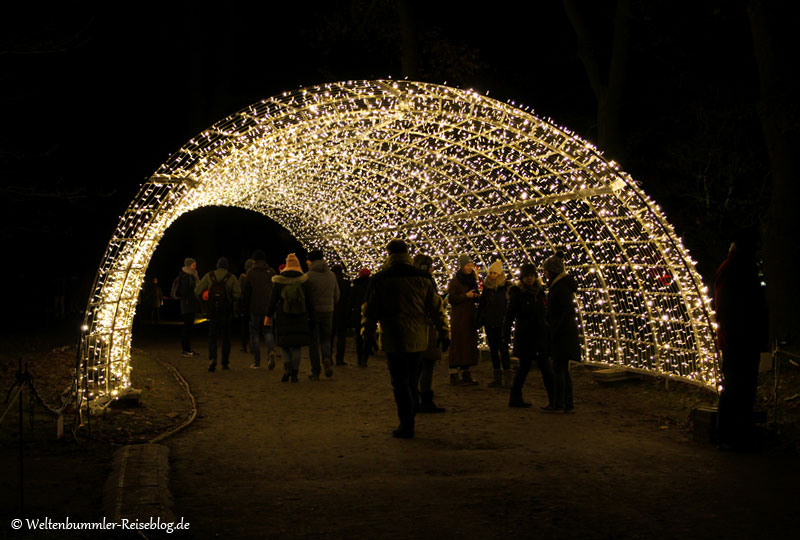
[362,240,450,438]
[265,254,311,383]
[413,253,447,413]
[478,260,512,388]
[305,249,340,379]
[447,254,480,385]
[243,250,277,369]
[504,263,553,408]
[542,251,580,412]
[195,257,241,372]
[331,265,351,366]
[173,257,201,357]
[350,268,372,367]
[238,258,255,352]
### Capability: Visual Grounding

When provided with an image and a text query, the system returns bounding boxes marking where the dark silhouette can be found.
[195,257,241,372]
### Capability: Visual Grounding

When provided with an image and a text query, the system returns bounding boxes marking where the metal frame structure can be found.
[79,80,719,407]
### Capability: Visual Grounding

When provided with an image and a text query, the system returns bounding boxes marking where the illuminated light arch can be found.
[80,80,719,406]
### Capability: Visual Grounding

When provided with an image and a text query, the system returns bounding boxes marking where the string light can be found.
[79,80,720,407]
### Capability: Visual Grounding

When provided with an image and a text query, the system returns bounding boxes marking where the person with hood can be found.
[504,263,552,408]
[542,251,580,412]
[331,264,352,366]
[350,268,372,367]
[175,257,201,357]
[265,253,311,383]
[305,249,340,379]
[195,257,241,372]
[413,253,447,413]
[447,254,481,385]
[478,260,512,388]
[238,258,255,353]
[362,239,450,438]
[243,250,277,369]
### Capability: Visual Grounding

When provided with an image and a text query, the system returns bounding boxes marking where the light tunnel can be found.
[79,79,719,406]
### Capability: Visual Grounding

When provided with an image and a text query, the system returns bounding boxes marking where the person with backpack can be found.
[265,253,311,383]
[195,257,241,372]
[242,250,277,369]
[173,257,201,357]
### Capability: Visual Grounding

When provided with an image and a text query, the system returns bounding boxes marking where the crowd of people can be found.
[168,240,582,438]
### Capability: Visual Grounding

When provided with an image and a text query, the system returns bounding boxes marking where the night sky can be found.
[1,1,767,326]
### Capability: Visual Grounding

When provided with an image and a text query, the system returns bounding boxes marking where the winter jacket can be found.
[713,249,767,354]
[266,271,311,347]
[447,270,480,368]
[503,283,549,358]
[478,276,510,328]
[349,275,371,328]
[243,260,276,315]
[362,254,449,353]
[546,273,581,363]
[305,260,340,314]
[177,267,201,315]
[194,268,242,315]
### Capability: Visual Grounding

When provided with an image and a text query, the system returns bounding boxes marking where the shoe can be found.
[502,370,515,388]
[281,371,290,382]
[488,369,503,388]
[267,353,276,370]
[250,363,261,369]
[563,407,575,414]
[509,399,532,408]
[419,391,446,413]
[208,363,216,372]
[291,369,299,383]
[240,347,247,353]
[181,351,193,358]
[392,425,414,438]
[190,351,200,356]
[323,360,333,378]
[309,373,320,381]
[450,373,465,386]
[540,405,562,413]
[222,364,229,370]
[335,361,348,366]
[460,370,479,386]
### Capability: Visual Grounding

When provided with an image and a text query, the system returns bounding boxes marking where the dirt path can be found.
[135,330,799,540]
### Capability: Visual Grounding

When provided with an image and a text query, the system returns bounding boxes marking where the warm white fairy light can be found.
[79,80,719,406]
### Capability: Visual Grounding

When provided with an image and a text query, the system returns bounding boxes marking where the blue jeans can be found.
[249,313,275,365]
[309,312,333,375]
[280,346,303,371]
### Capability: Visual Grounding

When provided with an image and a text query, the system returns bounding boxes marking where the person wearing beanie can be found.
[350,266,372,367]
[542,250,579,412]
[304,248,340,379]
[195,256,241,372]
[238,258,256,353]
[362,241,450,438]
[504,263,553,409]
[413,253,447,413]
[265,253,311,383]
[174,257,201,357]
[243,250,278,369]
[447,254,480,385]
[478,260,512,388]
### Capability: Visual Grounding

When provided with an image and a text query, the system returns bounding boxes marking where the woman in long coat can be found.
[447,254,480,385]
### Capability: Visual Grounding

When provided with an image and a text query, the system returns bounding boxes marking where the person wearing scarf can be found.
[504,263,552,408]
[178,257,201,357]
[478,260,512,388]
[543,251,580,412]
[447,254,481,385]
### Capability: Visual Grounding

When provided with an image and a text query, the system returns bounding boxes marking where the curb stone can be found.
[103,444,175,523]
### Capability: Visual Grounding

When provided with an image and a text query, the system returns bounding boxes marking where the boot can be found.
[488,369,503,388]
[460,369,479,386]
[420,391,446,413]
[267,351,276,370]
[290,369,299,383]
[281,369,291,382]
[503,369,515,388]
[450,372,463,386]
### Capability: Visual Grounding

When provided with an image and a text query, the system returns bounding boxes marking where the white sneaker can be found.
[250,363,262,369]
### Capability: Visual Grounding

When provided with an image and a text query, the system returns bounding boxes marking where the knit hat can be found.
[184,257,196,267]
[520,263,538,278]
[216,257,229,270]
[543,251,565,276]
[307,249,324,261]
[357,267,371,278]
[244,258,255,272]
[457,254,473,269]
[387,239,408,254]
[413,254,433,272]
[278,264,286,273]
[252,249,267,261]
[488,260,503,274]
[283,253,302,273]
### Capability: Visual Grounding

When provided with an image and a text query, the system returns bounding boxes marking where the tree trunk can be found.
[396,0,420,79]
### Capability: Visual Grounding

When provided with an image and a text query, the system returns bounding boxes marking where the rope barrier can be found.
[148,359,197,444]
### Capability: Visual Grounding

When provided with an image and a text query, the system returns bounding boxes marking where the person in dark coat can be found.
[350,268,372,367]
[265,254,311,383]
[139,276,163,324]
[543,251,580,412]
[479,260,512,388]
[243,251,277,369]
[362,239,450,438]
[503,264,553,408]
[176,258,201,357]
[714,230,768,449]
[195,257,242,372]
[238,258,255,353]
[447,254,480,385]
[413,253,447,413]
[331,265,352,366]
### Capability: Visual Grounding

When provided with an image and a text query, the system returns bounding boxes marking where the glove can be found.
[436,334,451,353]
